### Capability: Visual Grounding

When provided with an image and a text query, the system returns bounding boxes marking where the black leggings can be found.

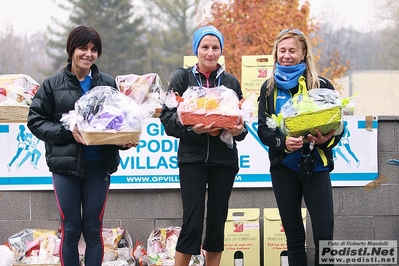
[271,164,334,266]
[53,161,110,266]
[176,163,238,255]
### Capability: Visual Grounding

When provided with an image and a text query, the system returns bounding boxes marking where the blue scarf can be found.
[274,62,306,90]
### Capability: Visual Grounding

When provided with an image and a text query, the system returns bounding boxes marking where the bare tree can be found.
[0,26,53,84]
[143,0,203,87]
[47,0,147,78]
[377,0,399,69]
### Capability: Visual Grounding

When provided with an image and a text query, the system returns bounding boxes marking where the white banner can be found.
[0,116,378,190]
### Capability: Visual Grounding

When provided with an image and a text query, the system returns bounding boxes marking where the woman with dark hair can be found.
[27,25,135,266]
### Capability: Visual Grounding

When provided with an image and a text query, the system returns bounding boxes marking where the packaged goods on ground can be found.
[5,228,60,264]
[101,228,136,265]
[147,227,204,266]
[4,227,136,265]
[0,244,14,266]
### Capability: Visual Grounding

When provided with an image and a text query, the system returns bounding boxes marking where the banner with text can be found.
[0,116,378,190]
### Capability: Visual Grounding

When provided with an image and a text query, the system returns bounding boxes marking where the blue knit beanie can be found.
[192,26,224,57]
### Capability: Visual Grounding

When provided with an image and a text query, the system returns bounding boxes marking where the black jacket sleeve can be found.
[28,75,76,146]
[257,81,287,152]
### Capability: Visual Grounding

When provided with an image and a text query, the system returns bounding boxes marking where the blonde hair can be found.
[267,30,320,92]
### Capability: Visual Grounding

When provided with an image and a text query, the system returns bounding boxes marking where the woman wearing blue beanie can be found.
[160,25,247,266]
[191,25,225,57]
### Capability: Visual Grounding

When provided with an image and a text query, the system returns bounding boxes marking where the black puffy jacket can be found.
[159,66,248,170]
[27,63,121,177]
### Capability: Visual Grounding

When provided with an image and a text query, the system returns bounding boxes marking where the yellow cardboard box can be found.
[263,208,307,266]
[241,55,274,98]
[220,208,260,266]
[183,56,225,69]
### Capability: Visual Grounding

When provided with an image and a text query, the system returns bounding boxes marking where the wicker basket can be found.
[179,111,240,128]
[81,130,141,145]
[0,105,29,120]
[152,107,162,118]
[283,106,342,137]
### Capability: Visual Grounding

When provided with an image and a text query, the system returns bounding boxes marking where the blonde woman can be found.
[257,29,344,266]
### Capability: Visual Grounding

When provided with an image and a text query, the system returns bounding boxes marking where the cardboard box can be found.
[241,55,274,98]
[263,208,307,266]
[220,208,260,266]
[183,56,225,69]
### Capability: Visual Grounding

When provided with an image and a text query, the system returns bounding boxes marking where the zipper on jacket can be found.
[204,73,210,88]
[193,69,221,88]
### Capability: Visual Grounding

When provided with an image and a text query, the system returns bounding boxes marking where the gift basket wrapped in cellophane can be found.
[0,74,39,120]
[99,227,137,265]
[4,227,137,265]
[147,227,204,266]
[115,73,166,118]
[164,85,256,129]
[5,228,60,264]
[61,86,152,145]
[268,88,357,138]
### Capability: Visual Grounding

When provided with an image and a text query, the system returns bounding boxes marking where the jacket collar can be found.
[65,63,99,81]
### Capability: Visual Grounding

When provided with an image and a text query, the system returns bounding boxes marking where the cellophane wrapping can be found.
[115,73,166,117]
[147,227,204,266]
[0,74,39,120]
[5,228,60,264]
[5,227,136,265]
[62,86,152,145]
[165,85,255,128]
[0,74,39,106]
[278,89,346,137]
